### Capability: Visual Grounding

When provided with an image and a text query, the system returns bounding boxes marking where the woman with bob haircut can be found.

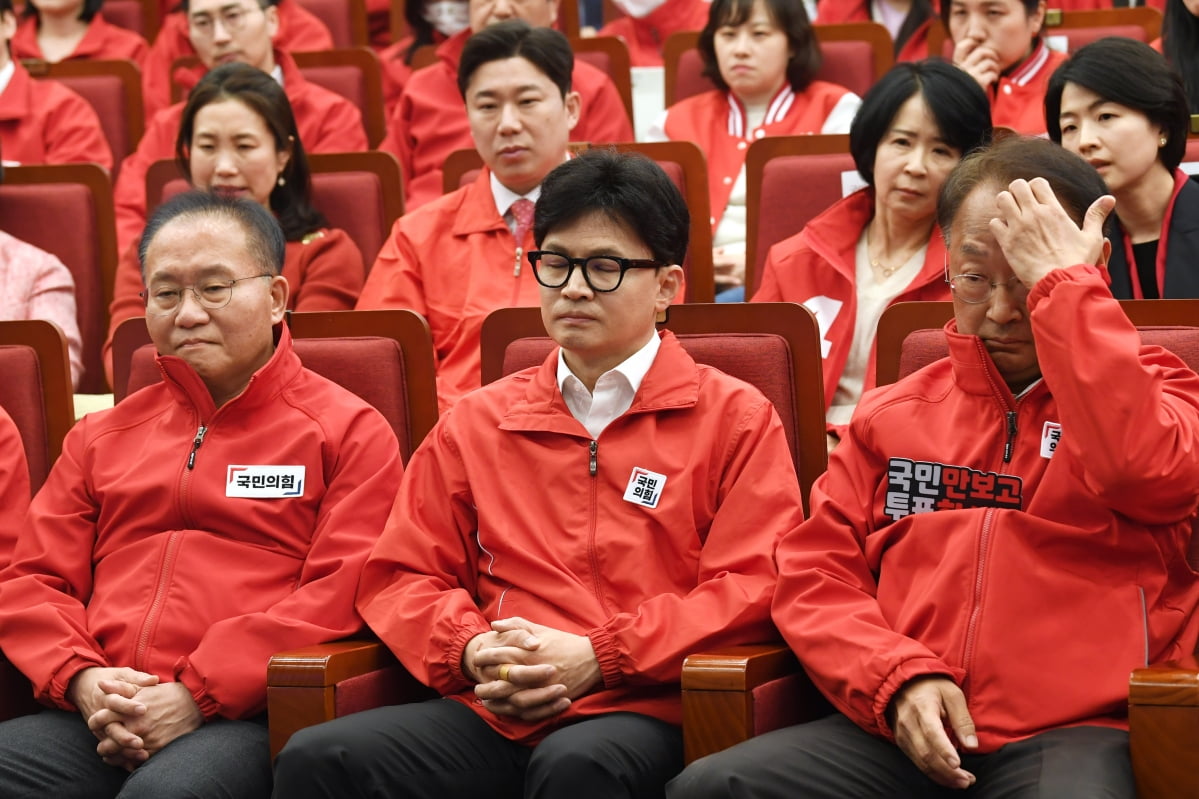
[1046,37,1195,299]
[103,62,364,379]
[753,59,991,442]
[943,0,1064,133]
[1161,0,1199,114]
[648,0,861,300]
[12,0,147,64]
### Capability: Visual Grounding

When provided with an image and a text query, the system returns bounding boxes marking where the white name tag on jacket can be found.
[226,465,306,497]
[623,467,666,509]
[1041,422,1062,459]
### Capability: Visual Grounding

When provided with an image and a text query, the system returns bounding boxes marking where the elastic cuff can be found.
[176,661,220,721]
[449,621,491,685]
[587,625,624,689]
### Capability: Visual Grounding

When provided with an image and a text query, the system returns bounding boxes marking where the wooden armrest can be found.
[1129,655,1199,799]
[681,644,803,764]
[268,639,394,687]
[267,639,400,759]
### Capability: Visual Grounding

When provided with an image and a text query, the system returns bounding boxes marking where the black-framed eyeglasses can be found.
[527,250,663,293]
[140,274,272,316]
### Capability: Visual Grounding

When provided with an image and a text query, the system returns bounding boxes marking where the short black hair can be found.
[23,0,103,24]
[938,135,1111,240]
[534,149,689,266]
[176,62,328,242]
[457,19,572,99]
[698,0,820,94]
[1045,37,1188,172]
[850,59,992,187]
[139,191,286,279]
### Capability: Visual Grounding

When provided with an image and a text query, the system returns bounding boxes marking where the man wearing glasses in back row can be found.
[272,149,806,798]
[0,192,402,798]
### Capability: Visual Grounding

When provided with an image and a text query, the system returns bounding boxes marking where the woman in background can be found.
[649,0,861,300]
[12,0,147,64]
[944,0,1063,133]
[1047,36,1195,299]
[754,60,991,444]
[104,62,364,380]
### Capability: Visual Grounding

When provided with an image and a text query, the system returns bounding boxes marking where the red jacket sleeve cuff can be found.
[47,654,108,711]
[176,660,221,721]
[588,625,625,689]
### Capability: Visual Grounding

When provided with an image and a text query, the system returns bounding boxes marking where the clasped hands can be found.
[68,666,203,772]
[463,617,603,722]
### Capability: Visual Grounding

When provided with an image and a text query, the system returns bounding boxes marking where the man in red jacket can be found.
[274,149,804,799]
[668,138,1199,798]
[358,21,581,412]
[0,193,403,798]
[381,0,634,209]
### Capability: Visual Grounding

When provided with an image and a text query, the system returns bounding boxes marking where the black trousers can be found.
[272,698,683,799]
[668,712,1135,799]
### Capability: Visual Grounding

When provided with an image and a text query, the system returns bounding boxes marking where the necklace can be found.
[869,255,900,279]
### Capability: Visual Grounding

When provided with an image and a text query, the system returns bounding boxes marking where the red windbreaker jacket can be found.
[0,327,403,719]
[774,266,1199,751]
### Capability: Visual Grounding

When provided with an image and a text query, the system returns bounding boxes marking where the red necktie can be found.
[510,198,535,242]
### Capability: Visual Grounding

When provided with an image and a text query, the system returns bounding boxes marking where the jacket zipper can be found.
[187,424,208,470]
[960,508,996,678]
[133,531,182,671]
[586,440,609,614]
[511,246,523,306]
[1002,411,1017,463]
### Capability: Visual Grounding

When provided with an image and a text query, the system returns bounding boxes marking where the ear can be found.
[268,274,289,323]
[264,2,280,40]
[1028,0,1047,37]
[654,264,684,315]
[546,0,559,26]
[563,90,581,133]
[1098,237,1112,268]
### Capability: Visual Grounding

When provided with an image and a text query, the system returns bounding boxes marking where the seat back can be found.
[112,310,438,461]
[145,151,404,269]
[103,0,160,40]
[480,303,827,512]
[571,36,634,123]
[22,59,144,179]
[439,142,716,302]
[0,320,75,493]
[664,23,893,106]
[0,164,118,394]
[292,48,386,147]
[295,0,369,47]
[744,134,855,297]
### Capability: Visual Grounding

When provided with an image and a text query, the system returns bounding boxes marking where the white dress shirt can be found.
[557,332,661,438]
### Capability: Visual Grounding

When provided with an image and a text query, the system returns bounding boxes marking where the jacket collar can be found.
[499,330,701,435]
[802,188,949,289]
[944,318,1034,405]
[156,322,303,419]
[1004,37,1051,87]
[450,166,511,237]
[438,28,471,71]
[726,84,796,138]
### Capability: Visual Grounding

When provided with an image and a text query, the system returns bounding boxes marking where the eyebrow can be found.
[147,265,236,282]
[190,3,247,17]
[958,241,990,258]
